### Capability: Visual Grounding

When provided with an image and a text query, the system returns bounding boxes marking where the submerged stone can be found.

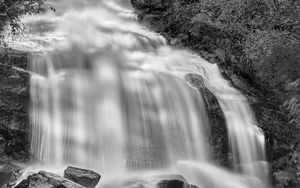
[64,166,101,188]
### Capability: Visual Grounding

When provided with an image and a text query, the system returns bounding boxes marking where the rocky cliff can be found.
[0,49,30,162]
[132,0,300,187]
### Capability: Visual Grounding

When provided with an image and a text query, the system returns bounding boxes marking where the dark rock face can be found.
[131,0,174,10]
[0,50,30,161]
[15,171,86,188]
[0,164,22,188]
[185,74,230,167]
[64,166,101,188]
[0,171,13,188]
[157,179,186,188]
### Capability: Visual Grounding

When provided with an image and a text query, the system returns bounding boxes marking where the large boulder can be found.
[64,166,101,188]
[15,171,85,188]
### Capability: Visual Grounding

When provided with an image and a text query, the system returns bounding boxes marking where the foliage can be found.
[273,147,300,188]
[0,0,52,44]
[285,79,300,128]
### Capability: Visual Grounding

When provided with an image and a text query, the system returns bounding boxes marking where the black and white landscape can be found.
[0,1,299,188]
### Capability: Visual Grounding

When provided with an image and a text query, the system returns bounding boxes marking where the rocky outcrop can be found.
[14,170,201,188]
[0,171,12,188]
[0,50,30,161]
[64,166,101,188]
[185,74,230,166]
[15,171,86,188]
[14,167,101,188]
[131,0,174,10]
[0,163,21,188]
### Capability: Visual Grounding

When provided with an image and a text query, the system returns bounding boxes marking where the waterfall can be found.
[10,0,269,187]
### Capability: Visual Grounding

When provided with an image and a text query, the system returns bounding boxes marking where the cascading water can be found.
[9,0,269,187]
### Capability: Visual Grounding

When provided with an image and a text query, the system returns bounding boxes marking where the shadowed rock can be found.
[64,166,101,188]
[0,163,21,188]
[156,179,199,188]
[0,171,13,188]
[157,179,186,188]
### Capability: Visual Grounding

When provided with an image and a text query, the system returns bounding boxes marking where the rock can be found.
[0,164,21,188]
[15,171,85,188]
[0,50,30,161]
[185,73,230,166]
[185,74,205,88]
[0,135,6,155]
[122,178,149,188]
[131,0,174,10]
[0,128,30,162]
[154,174,192,188]
[153,174,187,183]
[156,179,187,188]
[0,172,13,188]
[64,166,101,188]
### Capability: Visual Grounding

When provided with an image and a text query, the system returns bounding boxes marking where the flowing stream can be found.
[8,0,269,188]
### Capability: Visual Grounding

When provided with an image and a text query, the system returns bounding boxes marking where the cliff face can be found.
[0,49,30,162]
[131,0,174,10]
[132,1,300,187]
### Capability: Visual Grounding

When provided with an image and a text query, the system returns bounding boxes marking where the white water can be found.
[8,0,269,187]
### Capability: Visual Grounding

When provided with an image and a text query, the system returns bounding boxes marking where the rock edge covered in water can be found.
[64,166,101,188]
[13,167,101,188]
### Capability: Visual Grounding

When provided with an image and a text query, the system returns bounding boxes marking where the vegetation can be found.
[0,0,51,45]
[135,0,300,187]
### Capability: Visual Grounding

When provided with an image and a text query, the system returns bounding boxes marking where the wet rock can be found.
[185,74,205,88]
[153,174,187,183]
[156,179,187,188]
[122,178,149,188]
[0,164,21,188]
[154,174,194,188]
[15,171,85,188]
[185,73,230,166]
[64,166,101,188]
